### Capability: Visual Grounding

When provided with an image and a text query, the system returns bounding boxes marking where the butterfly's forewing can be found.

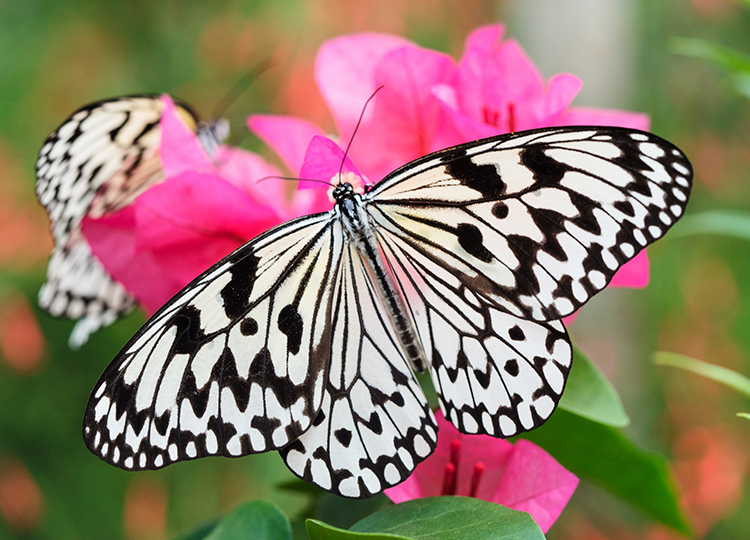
[281,234,437,497]
[84,213,338,470]
[36,96,198,346]
[366,126,692,436]
[367,127,692,321]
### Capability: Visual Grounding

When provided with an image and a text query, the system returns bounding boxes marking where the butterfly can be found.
[83,125,692,498]
[36,95,228,348]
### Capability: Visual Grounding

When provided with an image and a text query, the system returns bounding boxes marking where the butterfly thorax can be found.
[197,118,230,162]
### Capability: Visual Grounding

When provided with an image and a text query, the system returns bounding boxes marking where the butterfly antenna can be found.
[211,58,274,120]
[338,85,384,182]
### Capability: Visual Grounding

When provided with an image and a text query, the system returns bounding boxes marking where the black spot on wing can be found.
[520,145,568,184]
[334,428,352,447]
[445,155,506,198]
[456,223,494,263]
[240,317,258,336]
[504,359,519,376]
[278,304,303,355]
[492,201,509,219]
[218,346,249,412]
[361,412,383,435]
[508,325,525,341]
[172,305,207,355]
[220,252,259,320]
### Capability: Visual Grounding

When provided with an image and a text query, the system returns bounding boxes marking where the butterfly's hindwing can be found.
[39,238,136,347]
[83,213,339,470]
[375,224,572,437]
[281,235,437,497]
[367,127,692,321]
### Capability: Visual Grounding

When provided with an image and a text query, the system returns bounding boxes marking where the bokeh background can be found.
[1,0,749,538]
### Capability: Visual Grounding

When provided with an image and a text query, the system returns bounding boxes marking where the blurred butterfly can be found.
[35,95,230,349]
[83,125,692,498]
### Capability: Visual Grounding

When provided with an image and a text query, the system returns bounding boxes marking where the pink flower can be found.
[81,95,327,314]
[384,412,579,534]
[250,25,652,292]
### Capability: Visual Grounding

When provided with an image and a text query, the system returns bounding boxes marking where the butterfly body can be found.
[336,182,428,373]
[83,126,692,498]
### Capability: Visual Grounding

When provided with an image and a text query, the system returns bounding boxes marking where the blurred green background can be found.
[1,0,749,538]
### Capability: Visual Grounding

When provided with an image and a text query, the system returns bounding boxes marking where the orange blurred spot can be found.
[689,0,738,18]
[0,140,53,270]
[275,55,333,132]
[198,14,260,74]
[672,427,747,535]
[0,294,45,375]
[690,134,727,192]
[124,478,168,540]
[0,457,44,531]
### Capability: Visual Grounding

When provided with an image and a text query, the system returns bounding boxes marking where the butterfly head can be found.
[328,171,366,203]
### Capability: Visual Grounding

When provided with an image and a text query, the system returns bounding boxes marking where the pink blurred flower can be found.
[81,95,326,314]
[250,24,652,293]
[385,412,578,534]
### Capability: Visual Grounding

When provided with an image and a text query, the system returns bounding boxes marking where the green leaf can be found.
[655,352,750,398]
[173,522,218,540]
[306,520,410,540]
[351,497,545,540]
[559,347,630,426]
[519,410,690,534]
[737,413,750,420]
[204,500,292,540]
[671,37,750,74]
[669,211,750,242]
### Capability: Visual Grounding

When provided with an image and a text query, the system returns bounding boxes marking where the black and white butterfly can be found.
[36,95,228,348]
[83,126,692,498]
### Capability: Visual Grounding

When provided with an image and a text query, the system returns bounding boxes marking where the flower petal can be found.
[609,249,650,288]
[84,172,281,313]
[385,411,515,502]
[557,106,651,131]
[315,33,413,138]
[248,114,326,176]
[299,135,363,192]
[347,45,457,180]
[159,94,213,177]
[214,146,290,218]
[540,73,583,123]
[493,439,579,533]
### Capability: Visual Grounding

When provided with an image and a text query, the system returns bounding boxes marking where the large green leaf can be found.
[519,410,690,534]
[197,500,292,540]
[306,520,410,540]
[350,497,545,540]
[655,352,750,397]
[559,347,629,426]
[669,211,750,242]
